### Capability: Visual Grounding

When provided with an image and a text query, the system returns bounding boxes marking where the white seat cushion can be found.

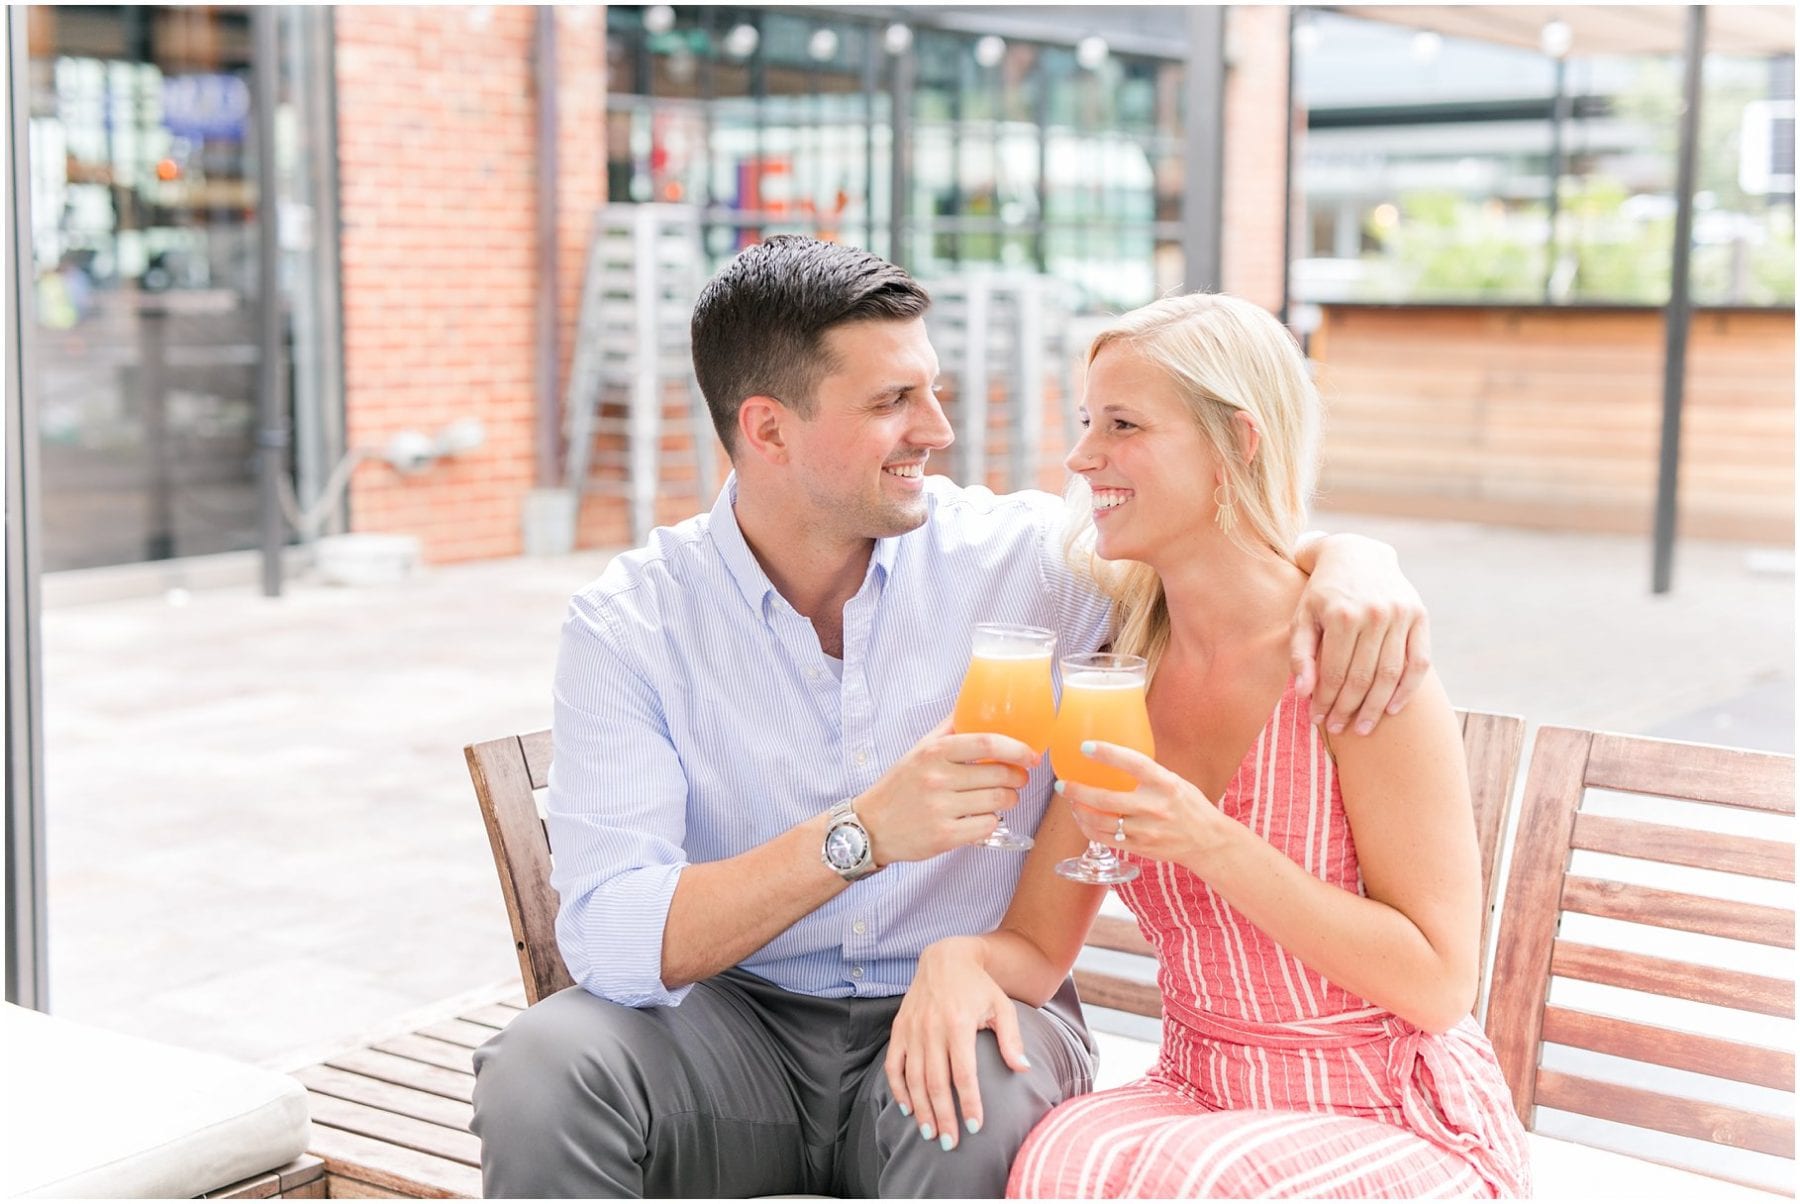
[1,1003,310,1199]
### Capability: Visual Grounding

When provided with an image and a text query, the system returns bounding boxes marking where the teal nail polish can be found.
[898,1102,911,1118]
[920,1123,935,1142]
[1080,740,1096,755]
[1052,780,1065,795]
[966,1118,982,1136]
[939,1133,955,1152]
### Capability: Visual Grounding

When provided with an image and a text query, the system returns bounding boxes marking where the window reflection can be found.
[27,4,281,572]
[604,5,1184,311]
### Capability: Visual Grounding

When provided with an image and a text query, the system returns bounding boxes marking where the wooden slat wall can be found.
[1312,305,1795,543]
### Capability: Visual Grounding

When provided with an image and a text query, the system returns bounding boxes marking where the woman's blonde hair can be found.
[1065,292,1322,672]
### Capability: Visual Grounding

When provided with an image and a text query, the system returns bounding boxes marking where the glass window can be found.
[1294,11,1794,307]
[603,6,1185,311]
[27,4,292,572]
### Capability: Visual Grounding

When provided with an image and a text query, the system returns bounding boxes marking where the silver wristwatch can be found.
[821,798,879,882]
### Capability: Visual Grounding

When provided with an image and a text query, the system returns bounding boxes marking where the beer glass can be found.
[1050,652,1154,884]
[952,623,1056,851]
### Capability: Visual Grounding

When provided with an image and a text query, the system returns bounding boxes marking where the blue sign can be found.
[162,73,251,142]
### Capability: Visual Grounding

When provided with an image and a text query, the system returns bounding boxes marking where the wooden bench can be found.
[289,716,1793,1197]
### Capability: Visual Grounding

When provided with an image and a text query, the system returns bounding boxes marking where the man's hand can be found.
[857,717,1036,865]
[1290,534,1431,736]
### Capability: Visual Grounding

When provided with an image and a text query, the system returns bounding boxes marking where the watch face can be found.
[826,822,868,869]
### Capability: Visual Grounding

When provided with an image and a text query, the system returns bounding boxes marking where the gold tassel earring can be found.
[1213,483,1236,535]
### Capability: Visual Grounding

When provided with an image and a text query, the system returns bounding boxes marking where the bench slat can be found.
[324,1048,476,1104]
[322,1177,414,1198]
[1541,1006,1795,1091]
[459,1004,520,1030]
[298,1065,475,1131]
[306,1125,480,1199]
[1074,969,1162,1019]
[416,1018,503,1051]
[372,1034,477,1076]
[1551,941,1795,1017]
[1561,876,1795,947]
[1586,734,1795,813]
[1086,915,1155,959]
[1571,814,1794,882]
[306,1093,482,1167]
[1535,1068,1795,1157]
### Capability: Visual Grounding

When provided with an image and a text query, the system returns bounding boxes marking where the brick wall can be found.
[335,6,608,563]
[1222,6,1292,316]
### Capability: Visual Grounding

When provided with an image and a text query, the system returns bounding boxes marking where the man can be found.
[470,237,1431,1198]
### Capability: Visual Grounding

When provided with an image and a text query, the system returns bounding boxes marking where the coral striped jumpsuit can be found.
[1008,682,1532,1199]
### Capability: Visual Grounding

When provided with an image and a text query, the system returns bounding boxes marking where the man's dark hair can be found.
[690,236,931,456]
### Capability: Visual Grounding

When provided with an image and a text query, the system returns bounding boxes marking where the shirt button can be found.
[853,750,869,766]
[807,668,821,681]
[850,965,864,979]
[852,920,868,936]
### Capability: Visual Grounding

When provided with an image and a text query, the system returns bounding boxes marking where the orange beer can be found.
[954,624,1057,851]
[1050,669,1156,789]
[953,651,1056,753]
[1051,652,1153,884]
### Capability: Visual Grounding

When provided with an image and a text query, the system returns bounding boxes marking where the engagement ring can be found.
[1114,816,1127,843]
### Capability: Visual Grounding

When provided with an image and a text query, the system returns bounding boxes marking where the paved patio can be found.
[37,511,1793,1068]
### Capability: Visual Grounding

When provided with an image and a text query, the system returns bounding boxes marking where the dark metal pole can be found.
[1183,5,1226,292]
[1652,6,1706,595]
[6,4,50,1010]
[1544,54,1568,301]
[889,36,916,269]
[253,7,288,597]
[533,8,561,488]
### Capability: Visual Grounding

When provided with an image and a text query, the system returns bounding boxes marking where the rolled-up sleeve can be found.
[545,594,694,1008]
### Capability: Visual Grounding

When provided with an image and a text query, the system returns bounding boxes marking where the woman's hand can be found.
[884,937,1033,1151]
[1056,741,1230,871]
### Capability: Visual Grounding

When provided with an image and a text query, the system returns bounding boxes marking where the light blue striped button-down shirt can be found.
[547,474,1114,1007]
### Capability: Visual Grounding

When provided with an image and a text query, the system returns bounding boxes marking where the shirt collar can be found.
[707,472,906,620]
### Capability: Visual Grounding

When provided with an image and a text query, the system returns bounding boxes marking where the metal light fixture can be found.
[975,35,1006,69]
[1293,14,1322,54]
[277,418,489,545]
[723,23,759,59]
[382,419,488,476]
[1540,18,1573,59]
[1076,35,1109,71]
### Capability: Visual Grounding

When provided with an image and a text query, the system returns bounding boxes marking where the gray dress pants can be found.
[470,969,1093,1199]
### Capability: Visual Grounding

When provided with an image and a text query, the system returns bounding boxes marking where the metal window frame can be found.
[7,3,49,1011]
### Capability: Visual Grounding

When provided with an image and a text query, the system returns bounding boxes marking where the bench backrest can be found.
[467,730,566,1004]
[1483,726,1794,1188]
[466,709,1524,1012]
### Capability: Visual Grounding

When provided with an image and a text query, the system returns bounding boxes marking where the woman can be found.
[885,293,1531,1198]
